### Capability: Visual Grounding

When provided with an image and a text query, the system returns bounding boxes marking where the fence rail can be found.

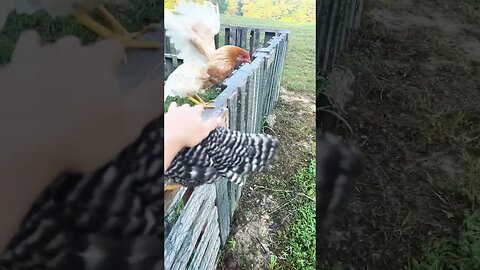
[317,0,364,75]
[164,25,289,269]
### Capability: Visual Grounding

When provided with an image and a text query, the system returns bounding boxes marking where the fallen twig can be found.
[316,106,354,135]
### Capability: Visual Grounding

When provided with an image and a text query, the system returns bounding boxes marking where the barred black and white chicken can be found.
[0,116,165,270]
[316,133,363,235]
[165,127,279,190]
[0,114,279,269]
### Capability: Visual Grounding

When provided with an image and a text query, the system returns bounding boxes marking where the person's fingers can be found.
[168,101,178,111]
[126,74,164,125]
[44,36,82,61]
[88,39,126,73]
[205,116,222,132]
[11,30,42,62]
[213,117,222,127]
[56,35,82,48]
[192,104,204,113]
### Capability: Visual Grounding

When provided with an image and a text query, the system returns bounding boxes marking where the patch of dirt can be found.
[319,0,480,268]
[218,89,315,269]
[369,3,480,64]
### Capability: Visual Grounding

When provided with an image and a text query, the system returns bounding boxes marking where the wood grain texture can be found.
[164,184,217,268]
[215,179,230,245]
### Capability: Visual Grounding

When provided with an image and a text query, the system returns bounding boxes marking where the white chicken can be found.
[0,0,159,49]
[164,1,251,108]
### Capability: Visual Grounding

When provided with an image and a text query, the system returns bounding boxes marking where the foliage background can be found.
[165,0,315,23]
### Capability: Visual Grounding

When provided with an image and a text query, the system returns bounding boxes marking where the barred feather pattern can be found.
[0,116,165,270]
[316,133,363,235]
[165,127,279,188]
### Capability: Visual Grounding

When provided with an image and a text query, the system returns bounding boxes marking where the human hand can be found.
[0,30,163,174]
[0,30,163,253]
[164,102,222,149]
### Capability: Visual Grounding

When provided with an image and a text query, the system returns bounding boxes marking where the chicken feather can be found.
[164,1,251,105]
[164,1,219,63]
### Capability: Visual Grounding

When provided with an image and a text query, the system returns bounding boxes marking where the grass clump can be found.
[411,210,480,270]
[411,154,480,270]
[278,157,316,270]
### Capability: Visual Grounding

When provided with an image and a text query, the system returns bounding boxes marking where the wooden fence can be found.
[164,25,289,269]
[317,0,364,75]
[317,0,364,133]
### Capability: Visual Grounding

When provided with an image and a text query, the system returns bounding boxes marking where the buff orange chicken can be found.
[164,0,252,108]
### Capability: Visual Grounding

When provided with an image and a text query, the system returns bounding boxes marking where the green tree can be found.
[165,0,178,9]
[217,0,228,13]
[237,0,244,16]
[240,0,314,23]
[226,0,239,15]
[167,0,314,23]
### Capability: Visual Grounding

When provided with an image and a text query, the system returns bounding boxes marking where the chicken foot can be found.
[187,94,216,109]
[131,23,162,38]
[96,7,160,38]
[164,182,183,192]
[74,5,160,49]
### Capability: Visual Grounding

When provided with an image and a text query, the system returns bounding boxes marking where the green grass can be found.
[468,0,480,11]
[410,154,480,269]
[410,210,480,270]
[277,157,316,270]
[164,88,220,112]
[221,15,316,93]
[0,0,163,65]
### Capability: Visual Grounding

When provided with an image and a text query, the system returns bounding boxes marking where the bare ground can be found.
[319,0,480,268]
[218,88,316,269]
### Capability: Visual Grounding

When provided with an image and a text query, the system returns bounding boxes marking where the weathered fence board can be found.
[317,0,364,134]
[164,184,217,268]
[164,25,289,269]
[215,179,230,245]
[188,208,220,269]
[317,0,364,75]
